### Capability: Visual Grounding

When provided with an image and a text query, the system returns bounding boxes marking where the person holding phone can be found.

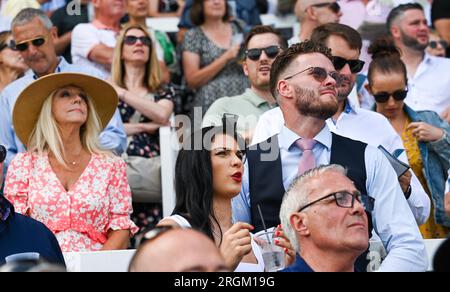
[445,170,450,217]
[366,37,450,239]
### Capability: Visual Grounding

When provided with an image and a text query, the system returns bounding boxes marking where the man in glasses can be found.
[280,165,370,272]
[253,23,430,227]
[0,8,126,169]
[389,3,450,123]
[290,0,341,46]
[233,40,427,272]
[129,228,229,272]
[202,26,287,142]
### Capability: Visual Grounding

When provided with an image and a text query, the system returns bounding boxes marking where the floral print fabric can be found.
[4,152,138,252]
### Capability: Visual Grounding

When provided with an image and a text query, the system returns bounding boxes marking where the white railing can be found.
[63,239,446,272]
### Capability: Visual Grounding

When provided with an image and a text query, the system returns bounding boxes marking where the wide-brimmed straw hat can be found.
[13,73,118,146]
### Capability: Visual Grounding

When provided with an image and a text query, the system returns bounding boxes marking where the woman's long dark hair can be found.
[173,125,245,245]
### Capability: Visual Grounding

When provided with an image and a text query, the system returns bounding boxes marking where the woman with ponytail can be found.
[366,37,450,238]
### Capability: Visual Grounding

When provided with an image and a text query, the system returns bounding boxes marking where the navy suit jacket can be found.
[0,198,65,266]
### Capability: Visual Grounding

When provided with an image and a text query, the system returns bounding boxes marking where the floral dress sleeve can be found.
[105,157,138,235]
[3,153,32,215]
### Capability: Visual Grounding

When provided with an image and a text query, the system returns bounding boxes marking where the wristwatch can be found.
[404,185,412,200]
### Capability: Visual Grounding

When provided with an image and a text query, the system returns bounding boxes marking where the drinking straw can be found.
[257,204,281,269]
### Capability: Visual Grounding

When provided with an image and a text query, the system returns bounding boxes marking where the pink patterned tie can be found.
[296,138,317,175]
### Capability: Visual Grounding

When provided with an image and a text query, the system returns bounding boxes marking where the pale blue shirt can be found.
[0,58,126,169]
[251,103,431,225]
[233,124,428,272]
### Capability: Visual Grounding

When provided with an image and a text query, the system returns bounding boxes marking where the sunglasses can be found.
[429,40,448,49]
[373,89,408,103]
[285,66,343,87]
[0,145,6,163]
[331,56,365,74]
[245,46,282,61]
[136,226,173,247]
[312,2,341,14]
[14,36,48,52]
[124,35,152,47]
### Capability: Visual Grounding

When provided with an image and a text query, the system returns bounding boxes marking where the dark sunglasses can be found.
[14,36,47,52]
[331,56,365,74]
[373,89,408,103]
[0,145,6,163]
[285,66,343,87]
[429,40,448,49]
[124,35,152,47]
[245,46,282,61]
[312,2,341,14]
[136,226,173,247]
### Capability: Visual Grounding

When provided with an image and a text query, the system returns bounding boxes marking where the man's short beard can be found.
[293,85,338,120]
[401,31,428,51]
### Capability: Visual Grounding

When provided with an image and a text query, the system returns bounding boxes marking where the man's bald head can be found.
[129,229,228,272]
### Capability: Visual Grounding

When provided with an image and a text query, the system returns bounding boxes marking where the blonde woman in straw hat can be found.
[3,73,138,252]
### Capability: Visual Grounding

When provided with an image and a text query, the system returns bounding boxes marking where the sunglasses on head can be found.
[373,89,408,103]
[312,2,341,14]
[136,226,173,247]
[124,35,152,47]
[245,46,282,61]
[331,56,365,74]
[285,66,342,87]
[429,40,448,49]
[14,36,47,52]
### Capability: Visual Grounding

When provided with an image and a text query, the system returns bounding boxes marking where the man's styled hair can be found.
[11,8,53,30]
[243,25,288,52]
[269,40,332,97]
[311,23,362,51]
[387,3,424,33]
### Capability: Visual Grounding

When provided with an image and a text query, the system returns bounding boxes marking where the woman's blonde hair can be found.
[112,23,161,92]
[27,87,109,168]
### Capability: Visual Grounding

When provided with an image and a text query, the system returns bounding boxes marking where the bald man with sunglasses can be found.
[290,0,342,46]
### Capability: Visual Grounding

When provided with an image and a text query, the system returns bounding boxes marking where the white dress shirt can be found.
[251,103,430,224]
[405,54,450,115]
[233,124,428,272]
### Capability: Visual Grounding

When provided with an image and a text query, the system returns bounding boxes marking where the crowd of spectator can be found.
[1,0,450,272]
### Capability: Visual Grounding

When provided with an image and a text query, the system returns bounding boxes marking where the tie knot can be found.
[296,138,317,151]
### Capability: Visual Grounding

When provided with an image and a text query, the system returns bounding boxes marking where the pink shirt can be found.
[4,152,138,252]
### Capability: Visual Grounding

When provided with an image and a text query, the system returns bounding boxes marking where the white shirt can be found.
[251,103,430,224]
[71,23,118,78]
[233,125,428,272]
[405,54,450,115]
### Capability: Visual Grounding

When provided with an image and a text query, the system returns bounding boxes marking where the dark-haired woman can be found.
[366,38,450,239]
[158,126,295,271]
[182,0,249,116]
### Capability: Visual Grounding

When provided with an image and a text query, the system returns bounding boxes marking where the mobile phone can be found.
[0,145,6,163]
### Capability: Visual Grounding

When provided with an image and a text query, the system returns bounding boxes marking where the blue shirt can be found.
[0,58,126,169]
[280,255,314,272]
[0,198,65,266]
[233,125,428,272]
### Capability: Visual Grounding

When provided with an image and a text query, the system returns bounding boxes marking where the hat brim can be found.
[13,73,118,147]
